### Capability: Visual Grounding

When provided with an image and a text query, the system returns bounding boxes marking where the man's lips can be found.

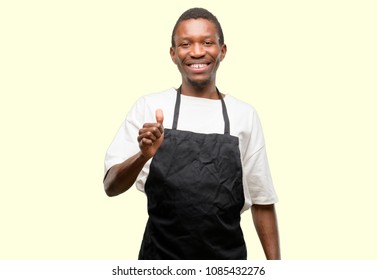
[186,62,210,73]
[189,63,208,69]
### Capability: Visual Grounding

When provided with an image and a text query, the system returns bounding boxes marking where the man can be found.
[104,7,280,260]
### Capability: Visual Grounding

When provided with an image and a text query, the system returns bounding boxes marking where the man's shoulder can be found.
[225,94,257,114]
[131,87,177,116]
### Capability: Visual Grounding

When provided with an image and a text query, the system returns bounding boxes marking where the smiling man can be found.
[104,7,280,260]
[170,15,226,92]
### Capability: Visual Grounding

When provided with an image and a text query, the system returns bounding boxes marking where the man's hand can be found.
[104,109,165,196]
[137,109,164,159]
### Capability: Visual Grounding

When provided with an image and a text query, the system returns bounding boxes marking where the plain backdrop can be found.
[1,0,376,259]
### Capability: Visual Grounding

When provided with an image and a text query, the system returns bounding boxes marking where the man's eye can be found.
[204,41,213,46]
[180,43,190,47]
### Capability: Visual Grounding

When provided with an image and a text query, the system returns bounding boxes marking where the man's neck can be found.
[180,82,220,100]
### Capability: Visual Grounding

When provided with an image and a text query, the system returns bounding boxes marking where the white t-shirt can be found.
[105,87,278,212]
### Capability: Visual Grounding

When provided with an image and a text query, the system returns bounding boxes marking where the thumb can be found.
[156,109,164,125]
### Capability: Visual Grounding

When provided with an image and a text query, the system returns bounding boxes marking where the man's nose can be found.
[190,43,205,57]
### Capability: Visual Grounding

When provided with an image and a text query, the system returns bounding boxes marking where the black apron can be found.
[138,87,246,260]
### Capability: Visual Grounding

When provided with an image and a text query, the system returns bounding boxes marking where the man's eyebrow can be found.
[176,35,216,40]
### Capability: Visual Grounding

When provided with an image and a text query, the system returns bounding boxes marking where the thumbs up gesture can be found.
[137,109,165,159]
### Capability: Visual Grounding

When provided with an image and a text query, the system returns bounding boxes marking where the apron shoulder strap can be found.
[172,87,181,130]
[217,88,230,135]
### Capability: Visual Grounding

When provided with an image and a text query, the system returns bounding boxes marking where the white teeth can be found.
[190,64,206,69]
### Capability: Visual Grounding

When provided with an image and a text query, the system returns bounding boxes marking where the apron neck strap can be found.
[172,86,230,135]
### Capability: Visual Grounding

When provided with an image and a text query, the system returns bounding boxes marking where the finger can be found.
[142,123,164,135]
[139,127,162,138]
[139,138,153,146]
[138,131,158,142]
[156,109,164,125]
[142,123,161,128]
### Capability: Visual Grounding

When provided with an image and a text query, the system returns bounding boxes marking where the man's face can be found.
[170,18,227,88]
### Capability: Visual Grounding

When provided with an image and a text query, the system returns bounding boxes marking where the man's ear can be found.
[170,47,177,64]
[220,44,227,61]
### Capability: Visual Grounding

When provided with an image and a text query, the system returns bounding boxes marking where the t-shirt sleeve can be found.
[104,97,146,176]
[243,110,278,206]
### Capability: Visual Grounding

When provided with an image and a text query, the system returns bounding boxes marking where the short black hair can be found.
[171,7,224,47]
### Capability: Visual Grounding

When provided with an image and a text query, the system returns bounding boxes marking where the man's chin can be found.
[188,78,211,88]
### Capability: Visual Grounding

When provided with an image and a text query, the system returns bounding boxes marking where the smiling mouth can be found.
[189,63,210,69]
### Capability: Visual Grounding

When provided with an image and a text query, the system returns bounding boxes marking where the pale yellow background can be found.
[1,0,376,259]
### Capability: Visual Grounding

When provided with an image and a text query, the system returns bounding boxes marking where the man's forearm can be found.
[251,204,281,260]
[103,152,149,197]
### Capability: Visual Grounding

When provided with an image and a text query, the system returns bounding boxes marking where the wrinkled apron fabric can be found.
[138,87,246,260]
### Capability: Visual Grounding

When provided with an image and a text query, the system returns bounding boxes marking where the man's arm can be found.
[251,204,281,260]
[104,109,164,197]
[103,152,150,196]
